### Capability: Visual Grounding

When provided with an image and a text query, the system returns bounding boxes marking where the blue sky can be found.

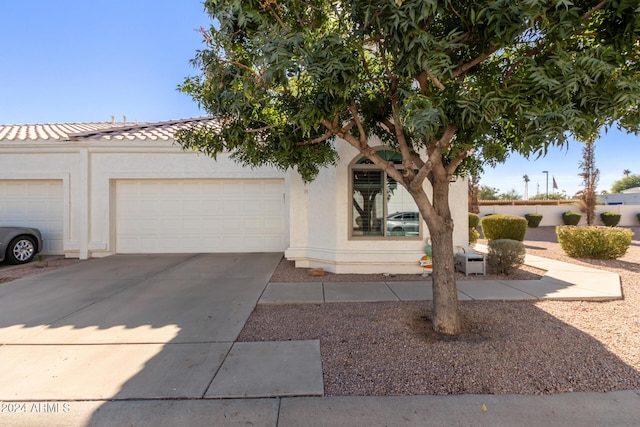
[1,1,637,195]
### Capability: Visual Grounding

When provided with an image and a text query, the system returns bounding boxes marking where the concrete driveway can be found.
[0,253,282,401]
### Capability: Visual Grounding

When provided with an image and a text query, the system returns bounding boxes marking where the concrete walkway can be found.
[260,247,622,304]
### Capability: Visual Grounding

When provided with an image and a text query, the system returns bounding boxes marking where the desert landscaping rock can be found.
[240,226,640,396]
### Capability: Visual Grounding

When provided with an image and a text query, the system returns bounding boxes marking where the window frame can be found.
[348,149,423,241]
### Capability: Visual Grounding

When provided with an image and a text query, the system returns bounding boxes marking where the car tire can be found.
[5,236,37,265]
[392,226,403,232]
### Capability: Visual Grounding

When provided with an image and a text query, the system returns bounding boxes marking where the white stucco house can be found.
[0,117,468,273]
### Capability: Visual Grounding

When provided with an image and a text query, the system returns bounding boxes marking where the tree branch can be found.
[246,125,273,133]
[582,0,608,21]
[263,3,288,31]
[445,149,470,175]
[295,130,333,146]
[348,103,367,147]
[452,45,500,78]
[504,45,544,80]
[417,70,445,93]
[449,31,471,45]
[380,118,396,134]
[221,60,262,81]
[436,124,457,149]
[389,94,416,181]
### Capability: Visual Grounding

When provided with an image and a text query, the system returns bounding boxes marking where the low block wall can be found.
[479,204,640,227]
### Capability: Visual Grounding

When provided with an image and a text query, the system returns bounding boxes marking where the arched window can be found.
[350,150,421,239]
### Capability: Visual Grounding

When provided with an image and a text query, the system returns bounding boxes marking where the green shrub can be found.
[487,239,526,275]
[469,228,480,245]
[480,214,527,241]
[637,213,640,225]
[562,211,581,226]
[468,213,480,228]
[556,226,633,259]
[524,213,543,228]
[600,211,621,227]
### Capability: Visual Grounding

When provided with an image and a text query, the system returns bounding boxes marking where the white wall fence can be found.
[479,204,640,227]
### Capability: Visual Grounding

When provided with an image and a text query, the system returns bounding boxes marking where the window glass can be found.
[352,170,384,236]
[386,176,419,236]
[351,152,420,238]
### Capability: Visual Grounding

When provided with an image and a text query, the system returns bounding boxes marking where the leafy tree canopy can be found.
[178,0,640,335]
[611,174,640,193]
[531,192,569,200]
[499,189,522,200]
[479,185,500,200]
[179,0,640,183]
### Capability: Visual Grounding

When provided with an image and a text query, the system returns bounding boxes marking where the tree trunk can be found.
[413,173,462,336]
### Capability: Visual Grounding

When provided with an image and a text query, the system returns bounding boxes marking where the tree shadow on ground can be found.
[238,299,640,396]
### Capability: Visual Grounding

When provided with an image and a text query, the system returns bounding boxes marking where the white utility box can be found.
[455,253,486,276]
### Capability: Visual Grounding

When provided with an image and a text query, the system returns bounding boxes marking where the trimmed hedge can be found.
[524,213,543,228]
[468,213,480,245]
[600,211,621,227]
[468,213,480,228]
[469,228,480,245]
[480,214,527,241]
[487,239,526,275]
[562,211,581,226]
[556,226,633,259]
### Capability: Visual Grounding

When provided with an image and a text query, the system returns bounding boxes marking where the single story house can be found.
[0,117,468,273]
[599,187,640,205]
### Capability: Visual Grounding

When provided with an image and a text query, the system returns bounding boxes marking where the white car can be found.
[0,227,44,264]
[386,212,419,233]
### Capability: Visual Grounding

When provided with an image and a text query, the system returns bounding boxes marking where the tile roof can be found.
[0,117,219,142]
[0,123,121,141]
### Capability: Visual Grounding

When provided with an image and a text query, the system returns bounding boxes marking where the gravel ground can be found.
[239,226,640,396]
[0,257,83,284]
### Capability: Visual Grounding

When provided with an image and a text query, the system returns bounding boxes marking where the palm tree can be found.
[523,174,530,200]
[623,169,631,177]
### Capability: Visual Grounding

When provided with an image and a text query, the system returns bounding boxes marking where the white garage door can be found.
[0,180,64,254]
[116,179,286,253]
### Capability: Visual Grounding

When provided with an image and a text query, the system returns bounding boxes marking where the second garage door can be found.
[116,179,286,253]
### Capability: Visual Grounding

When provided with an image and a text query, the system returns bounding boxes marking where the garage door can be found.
[0,180,64,254]
[116,179,286,253]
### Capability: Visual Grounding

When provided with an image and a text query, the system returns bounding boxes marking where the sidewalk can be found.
[260,246,622,304]
[4,390,639,426]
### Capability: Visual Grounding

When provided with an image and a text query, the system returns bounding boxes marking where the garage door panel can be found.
[116,179,285,253]
[0,180,64,255]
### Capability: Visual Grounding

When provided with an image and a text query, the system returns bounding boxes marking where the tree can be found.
[531,192,568,200]
[523,175,530,200]
[611,174,640,193]
[623,169,632,177]
[468,174,480,214]
[499,189,522,200]
[577,140,599,225]
[178,1,640,335]
[478,185,500,200]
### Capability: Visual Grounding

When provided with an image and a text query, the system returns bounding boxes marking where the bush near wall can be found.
[524,213,543,228]
[480,214,527,241]
[487,239,526,275]
[556,226,633,259]
[468,213,480,245]
[562,211,581,225]
[600,212,622,227]
[468,213,480,228]
[637,213,640,225]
